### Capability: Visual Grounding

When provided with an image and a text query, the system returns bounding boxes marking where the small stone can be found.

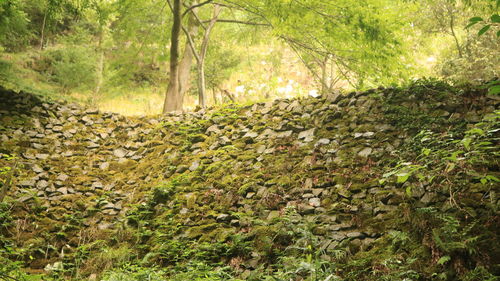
[99,162,109,170]
[347,232,365,239]
[32,165,44,173]
[309,197,321,207]
[35,154,49,160]
[56,174,69,181]
[87,142,100,149]
[189,160,200,171]
[19,180,36,187]
[36,180,49,189]
[52,126,63,132]
[358,147,373,158]
[315,138,330,146]
[92,182,104,189]
[57,187,68,195]
[267,211,280,220]
[216,213,231,222]
[298,128,315,140]
[113,148,128,158]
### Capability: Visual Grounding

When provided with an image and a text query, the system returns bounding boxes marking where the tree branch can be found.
[181,25,201,64]
[182,0,213,17]
[206,19,270,26]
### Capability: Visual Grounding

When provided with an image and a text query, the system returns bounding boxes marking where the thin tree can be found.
[163,0,183,113]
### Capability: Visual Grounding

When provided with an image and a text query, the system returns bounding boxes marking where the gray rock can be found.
[206,124,221,134]
[100,162,110,170]
[309,197,321,207]
[189,160,200,171]
[216,213,231,222]
[347,232,365,239]
[19,180,36,188]
[56,174,69,181]
[92,182,104,189]
[32,165,44,173]
[52,126,63,132]
[113,148,128,158]
[358,147,373,158]
[316,138,330,146]
[36,180,49,189]
[57,187,68,195]
[243,131,258,138]
[298,128,315,141]
[35,154,50,160]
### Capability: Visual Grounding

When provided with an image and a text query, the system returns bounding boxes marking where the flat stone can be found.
[56,174,69,181]
[347,232,365,239]
[100,162,110,170]
[36,180,49,189]
[19,180,36,187]
[57,187,68,195]
[189,160,200,171]
[52,126,63,132]
[358,147,373,158]
[216,213,231,222]
[113,148,128,158]
[298,128,315,140]
[309,197,321,207]
[32,165,44,173]
[87,142,100,149]
[243,131,258,138]
[316,138,330,146]
[35,154,49,160]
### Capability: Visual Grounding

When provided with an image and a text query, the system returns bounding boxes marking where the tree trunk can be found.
[177,11,199,107]
[94,30,105,99]
[320,56,328,93]
[40,9,48,50]
[163,0,183,113]
[447,5,462,58]
[197,5,221,108]
[212,87,217,104]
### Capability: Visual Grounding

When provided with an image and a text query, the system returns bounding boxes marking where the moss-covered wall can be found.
[0,81,498,280]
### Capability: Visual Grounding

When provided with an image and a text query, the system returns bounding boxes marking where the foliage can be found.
[41,45,97,92]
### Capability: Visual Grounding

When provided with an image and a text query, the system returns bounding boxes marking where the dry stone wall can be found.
[0,84,498,277]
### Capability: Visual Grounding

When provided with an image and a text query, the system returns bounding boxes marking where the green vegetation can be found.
[0,81,498,280]
[0,0,498,114]
[0,0,498,280]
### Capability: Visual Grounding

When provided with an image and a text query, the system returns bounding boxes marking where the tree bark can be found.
[163,0,183,113]
[197,5,221,108]
[177,10,199,107]
[40,9,48,50]
[94,29,105,100]
[447,4,463,58]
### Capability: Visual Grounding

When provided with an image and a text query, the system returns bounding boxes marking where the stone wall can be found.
[0,83,498,277]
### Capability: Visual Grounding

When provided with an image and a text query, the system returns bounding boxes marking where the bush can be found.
[40,45,96,92]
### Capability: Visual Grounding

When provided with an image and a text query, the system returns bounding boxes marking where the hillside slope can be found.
[0,81,499,280]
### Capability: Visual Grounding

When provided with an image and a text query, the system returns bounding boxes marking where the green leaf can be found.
[465,21,479,29]
[438,255,451,265]
[462,137,471,150]
[486,175,500,182]
[405,185,412,197]
[469,17,484,23]
[478,25,491,36]
[397,173,410,184]
[488,85,500,95]
[491,14,500,23]
[422,148,431,156]
[480,178,488,185]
